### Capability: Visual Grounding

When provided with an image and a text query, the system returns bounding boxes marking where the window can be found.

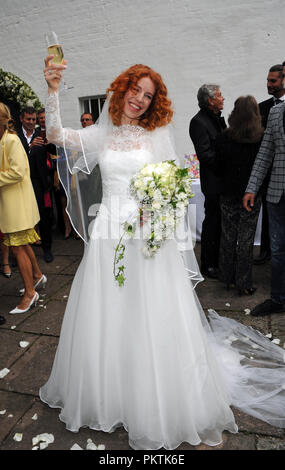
[79,95,106,123]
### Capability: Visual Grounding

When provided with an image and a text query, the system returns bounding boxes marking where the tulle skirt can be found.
[40,235,285,449]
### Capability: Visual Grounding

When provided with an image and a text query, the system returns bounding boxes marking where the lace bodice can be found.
[109,124,152,152]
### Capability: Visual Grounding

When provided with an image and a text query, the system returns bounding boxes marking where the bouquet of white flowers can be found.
[113,160,193,286]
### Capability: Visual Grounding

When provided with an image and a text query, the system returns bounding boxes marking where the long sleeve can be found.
[214,134,226,171]
[45,91,103,174]
[0,136,26,188]
[246,113,275,195]
[189,119,217,169]
[45,91,82,151]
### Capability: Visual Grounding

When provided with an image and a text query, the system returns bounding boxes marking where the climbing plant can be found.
[0,68,43,111]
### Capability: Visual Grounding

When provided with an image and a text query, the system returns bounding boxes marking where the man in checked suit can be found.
[243,102,285,317]
[254,64,285,265]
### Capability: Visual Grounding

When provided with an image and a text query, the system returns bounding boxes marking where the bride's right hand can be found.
[44,55,67,92]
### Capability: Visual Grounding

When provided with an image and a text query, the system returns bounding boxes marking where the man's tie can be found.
[274,99,282,105]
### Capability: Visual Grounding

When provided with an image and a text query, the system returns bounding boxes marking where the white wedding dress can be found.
[40,92,285,450]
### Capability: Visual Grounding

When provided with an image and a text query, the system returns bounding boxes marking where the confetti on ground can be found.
[244,309,250,315]
[70,443,83,450]
[19,341,30,348]
[32,414,38,420]
[0,368,10,379]
[32,433,54,449]
[11,325,16,329]
[13,433,23,442]
[40,442,49,450]
[0,410,6,415]
[225,303,230,307]
[272,338,280,345]
[85,439,106,450]
[265,333,272,338]
[86,439,97,450]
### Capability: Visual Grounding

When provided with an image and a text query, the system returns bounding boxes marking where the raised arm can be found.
[43,55,82,150]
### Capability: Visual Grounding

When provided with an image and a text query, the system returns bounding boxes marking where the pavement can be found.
[0,233,285,452]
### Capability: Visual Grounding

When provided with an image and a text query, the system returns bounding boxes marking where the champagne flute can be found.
[45,31,71,91]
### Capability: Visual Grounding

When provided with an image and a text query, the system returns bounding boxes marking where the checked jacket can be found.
[246,102,285,203]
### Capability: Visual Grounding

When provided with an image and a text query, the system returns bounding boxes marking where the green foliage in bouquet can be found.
[114,160,193,287]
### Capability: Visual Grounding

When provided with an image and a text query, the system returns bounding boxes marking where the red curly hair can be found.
[106,64,173,131]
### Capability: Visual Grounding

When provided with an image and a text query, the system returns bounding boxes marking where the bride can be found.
[40,56,285,450]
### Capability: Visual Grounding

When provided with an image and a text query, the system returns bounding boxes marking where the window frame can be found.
[79,94,106,123]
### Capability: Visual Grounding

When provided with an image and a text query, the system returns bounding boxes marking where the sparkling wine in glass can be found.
[45,31,71,90]
[48,44,64,64]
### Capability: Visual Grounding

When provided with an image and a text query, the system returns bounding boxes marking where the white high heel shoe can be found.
[19,274,47,296]
[9,292,39,315]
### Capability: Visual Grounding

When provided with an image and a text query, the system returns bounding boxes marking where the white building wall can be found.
[1,0,285,158]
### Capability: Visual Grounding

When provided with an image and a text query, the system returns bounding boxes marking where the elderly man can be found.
[243,102,285,317]
[189,84,225,279]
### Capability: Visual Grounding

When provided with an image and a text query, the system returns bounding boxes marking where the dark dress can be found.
[215,132,261,290]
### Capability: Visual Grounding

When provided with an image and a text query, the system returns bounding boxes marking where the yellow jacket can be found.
[0,130,39,233]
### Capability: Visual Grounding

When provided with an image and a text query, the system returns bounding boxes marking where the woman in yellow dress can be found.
[0,102,46,317]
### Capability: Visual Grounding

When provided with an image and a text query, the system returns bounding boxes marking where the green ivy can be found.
[0,68,43,111]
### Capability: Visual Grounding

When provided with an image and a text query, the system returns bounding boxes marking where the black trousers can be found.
[38,206,53,251]
[200,194,221,271]
[33,183,53,251]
